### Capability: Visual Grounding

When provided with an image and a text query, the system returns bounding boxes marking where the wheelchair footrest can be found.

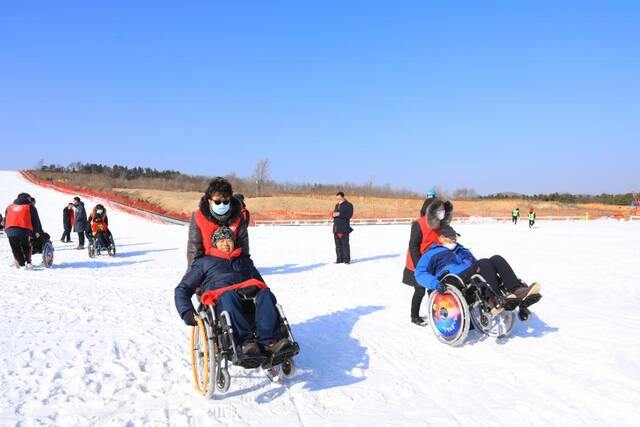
[234,354,269,369]
[263,342,300,369]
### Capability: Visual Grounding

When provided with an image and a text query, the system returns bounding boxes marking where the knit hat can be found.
[212,226,234,245]
[439,225,460,240]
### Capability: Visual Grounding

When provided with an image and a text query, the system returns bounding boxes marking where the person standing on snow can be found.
[332,191,354,264]
[4,193,43,268]
[528,208,536,228]
[402,191,454,326]
[61,203,74,243]
[72,196,88,249]
[512,207,520,225]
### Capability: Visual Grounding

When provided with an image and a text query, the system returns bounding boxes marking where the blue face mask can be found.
[210,200,230,216]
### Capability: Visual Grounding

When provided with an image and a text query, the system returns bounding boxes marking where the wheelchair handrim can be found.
[428,286,470,346]
[191,317,210,396]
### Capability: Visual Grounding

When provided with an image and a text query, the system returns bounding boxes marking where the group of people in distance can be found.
[511,206,537,228]
[2,193,116,268]
[402,191,542,326]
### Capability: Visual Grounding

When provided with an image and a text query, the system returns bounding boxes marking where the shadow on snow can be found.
[259,263,328,275]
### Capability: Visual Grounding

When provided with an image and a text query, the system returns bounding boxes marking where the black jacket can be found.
[175,251,264,319]
[333,200,354,234]
[186,195,250,268]
[73,201,88,233]
[402,198,454,286]
[4,195,43,238]
[63,207,73,230]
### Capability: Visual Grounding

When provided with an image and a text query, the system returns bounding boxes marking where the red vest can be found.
[194,210,241,256]
[5,204,33,231]
[405,216,441,271]
[91,214,109,233]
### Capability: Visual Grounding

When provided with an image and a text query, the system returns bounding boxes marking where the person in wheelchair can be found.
[175,226,293,359]
[415,225,541,315]
[88,204,113,250]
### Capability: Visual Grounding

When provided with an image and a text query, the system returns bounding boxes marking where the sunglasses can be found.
[211,199,230,205]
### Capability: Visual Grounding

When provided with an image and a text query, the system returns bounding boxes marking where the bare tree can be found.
[252,158,271,197]
[452,187,478,200]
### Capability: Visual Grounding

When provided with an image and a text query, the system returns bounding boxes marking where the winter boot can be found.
[520,283,542,308]
[411,316,428,327]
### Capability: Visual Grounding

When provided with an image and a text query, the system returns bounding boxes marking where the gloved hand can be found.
[435,282,447,293]
[181,309,198,326]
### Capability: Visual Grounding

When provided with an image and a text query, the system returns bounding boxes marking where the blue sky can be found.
[1,1,638,195]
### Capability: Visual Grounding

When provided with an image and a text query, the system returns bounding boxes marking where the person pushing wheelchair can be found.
[415,225,541,316]
[175,226,293,359]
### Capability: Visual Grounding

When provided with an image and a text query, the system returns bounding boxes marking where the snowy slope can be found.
[1,170,639,426]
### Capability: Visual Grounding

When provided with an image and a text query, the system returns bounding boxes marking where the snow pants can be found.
[61,227,72,242]
[216,289,281,347]
[461,255,524,296]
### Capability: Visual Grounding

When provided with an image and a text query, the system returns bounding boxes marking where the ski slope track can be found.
[1,170,639,426]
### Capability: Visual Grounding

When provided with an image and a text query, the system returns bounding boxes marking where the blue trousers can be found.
[217,289,281,346]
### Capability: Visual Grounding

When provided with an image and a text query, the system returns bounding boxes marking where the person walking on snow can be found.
[61,203,74,243]
[332,191,353,264]
[402,191,454,326]
[528,208,536,228]
[512,207,520,225]
[4,193,43,268]
[72,196,88,249]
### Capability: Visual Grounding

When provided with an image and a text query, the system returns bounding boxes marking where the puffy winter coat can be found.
[73,201,88,233]
[63,207,73,230]
[402,198,454,286]
[414,243,476,290]
[333,200,354,234]
[4,195,43,238]
[174,249,264,319]
[186,195,249,268]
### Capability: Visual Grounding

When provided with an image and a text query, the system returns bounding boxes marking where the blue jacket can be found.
[414,244,477,290]
[73,201,88,232]
[174,250,264,319]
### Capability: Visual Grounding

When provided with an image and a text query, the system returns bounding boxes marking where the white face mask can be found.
[96,209,104,214]
[444,242,457,250]
[437,210,446,220]
[210,200,231,216]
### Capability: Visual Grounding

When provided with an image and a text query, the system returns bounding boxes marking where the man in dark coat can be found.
[72,196,88,249]
[332,191,354,264]
[61,203,74,243]
[175,227,291,357]
[186,177,249,268]
[4,193,43,268]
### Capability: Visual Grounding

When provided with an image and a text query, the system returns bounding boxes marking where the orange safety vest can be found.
[194,210,241,257]
[91,214,109,233]
[5,204,33,231]
[405,216,441,271]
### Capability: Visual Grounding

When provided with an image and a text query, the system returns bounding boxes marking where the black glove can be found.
[181,309,197,326]
[435,282,447,293]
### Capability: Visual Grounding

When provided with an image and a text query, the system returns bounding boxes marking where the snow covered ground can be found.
[1,170,639,426]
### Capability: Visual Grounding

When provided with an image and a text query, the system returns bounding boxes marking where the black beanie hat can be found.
[439,225,460,240]
[212,226,235,245]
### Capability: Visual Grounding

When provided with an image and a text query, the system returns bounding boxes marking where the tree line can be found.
[477,192,638,206]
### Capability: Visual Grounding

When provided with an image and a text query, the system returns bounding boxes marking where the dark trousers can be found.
[529,220,535,228]
[411,286,430,318]
[9,235,31,266]
[334,233,351,263]
[77,232,85,247]
[512,216,518,224]
[61,228,72,242]
[217,289,281,346]
[461,255,522,295]
[94,231,110,248]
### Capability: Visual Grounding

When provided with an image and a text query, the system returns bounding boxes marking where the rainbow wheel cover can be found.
[427,286,470,346]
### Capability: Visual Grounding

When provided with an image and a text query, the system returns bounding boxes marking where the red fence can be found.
[20,171,190,224]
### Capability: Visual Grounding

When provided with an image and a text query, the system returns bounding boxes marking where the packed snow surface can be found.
[1,171,639,426]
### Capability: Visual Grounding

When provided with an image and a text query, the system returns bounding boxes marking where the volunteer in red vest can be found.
[402,191,453,326]
[4,193,43,269]
[186,177,250,268]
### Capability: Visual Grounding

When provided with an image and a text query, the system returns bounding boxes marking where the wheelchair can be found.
[427,272,532,346]
[190,292,300,398]
[31,232,54,268]
[88,231,116,258]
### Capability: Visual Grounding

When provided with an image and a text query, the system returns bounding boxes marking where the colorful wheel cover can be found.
[431,291,463,339]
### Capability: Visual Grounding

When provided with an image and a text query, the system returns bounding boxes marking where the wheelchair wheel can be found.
[42,241,54,268]
[191,315,217,398]
[427,285,470,347]
[470,303,516,338]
